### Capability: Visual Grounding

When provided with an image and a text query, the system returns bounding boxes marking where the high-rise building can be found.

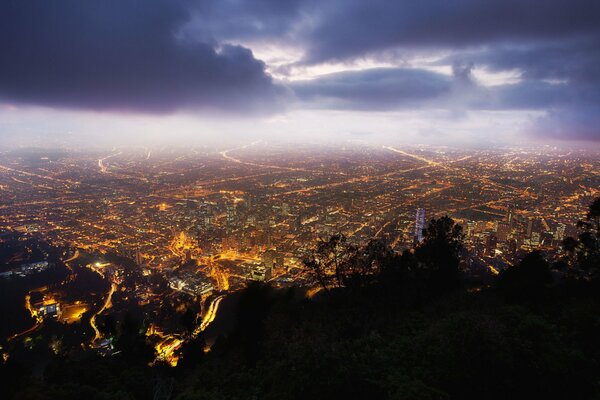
[486,234,498,256]
[554,223,566,242]
[226,203,236,227]
[415,208,425,243]
[507,238,518,256]
[496,222,510,242]
[466,221,475,238]
[135,249,143,266]
[526,217,534,238]
[198,202,216,229]
[505,204,515,227]
[262,250,276,269]
[276,254,285,270]
[530,231,541,247]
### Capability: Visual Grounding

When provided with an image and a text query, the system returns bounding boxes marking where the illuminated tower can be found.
[505,204,515,228]
[466,221,475,238]
[554,223,566,242]
[526,218,534,238]
[415,208,425,243]
[135,249,143,266]
[262,250,276,269]
[198,202,208,228]
[226,203,236,227]
[496,222,510,242]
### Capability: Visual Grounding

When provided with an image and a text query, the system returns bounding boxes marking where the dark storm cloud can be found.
[280,0,600,140]
[436,38,600,84]
[0,0,287,113]
[291,68,452,110]
[187,0,600,140]
[299,0,600,64]
[179,0,600,65]
[435,39,600,140]
[290,64,600,115]
[183,0,309,44]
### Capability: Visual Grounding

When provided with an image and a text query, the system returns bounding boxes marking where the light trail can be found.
[0,164,80,185]
[97,152,122,173]
[63,250,80,282]
[219,141,261,164]
[306,286,323,298]
[8,294,43,342]
[383,145,536,204]
[220,141,326,173]
[193,295,225,337]
[63,250,80,264]
[90,281,117,344]
[270,163,440,199]
[383,146,442,167]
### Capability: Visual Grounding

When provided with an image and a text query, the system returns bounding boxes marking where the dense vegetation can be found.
[2,198,599,399]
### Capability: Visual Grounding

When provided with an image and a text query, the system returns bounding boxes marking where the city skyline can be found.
[1,141,598,366]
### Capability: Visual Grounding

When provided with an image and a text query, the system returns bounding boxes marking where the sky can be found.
[1,0,600,148]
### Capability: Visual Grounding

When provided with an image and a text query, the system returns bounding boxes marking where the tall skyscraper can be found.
[466,221,475,237]
[415,208,425,243]
[554,223,566,241]
[226,203,236,227]
[505,204,515,227]
[496,222,510,242]
[486,234,498,256]
[531,231,541,247]
[526,217,534,238]
[135,249,143,266]
[262,250,275,269]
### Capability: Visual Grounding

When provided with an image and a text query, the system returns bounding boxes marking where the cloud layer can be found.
[1,0,599,141]
[0,0,286,113]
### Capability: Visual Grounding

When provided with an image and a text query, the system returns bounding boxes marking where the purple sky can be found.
[1,0,600,147]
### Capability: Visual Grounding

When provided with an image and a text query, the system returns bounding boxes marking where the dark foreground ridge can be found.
[2,199,600,400]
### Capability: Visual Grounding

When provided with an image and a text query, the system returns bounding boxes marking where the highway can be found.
[193,295,225,338]
[97,152,122,173]
[220,141,330,174]
[90,281,117,344]
[63,250,80,282]
[7,294,43,342]
[0,163,80,185]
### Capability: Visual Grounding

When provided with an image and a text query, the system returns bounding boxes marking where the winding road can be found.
[90,281,117,344]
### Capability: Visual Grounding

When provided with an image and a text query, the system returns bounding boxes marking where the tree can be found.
[303,234,358,291]
[115,312,154,364]
[304,235,397,291]
[414,216,464,293]
[586,197,600,234]
[499,251,553,289]
[179,308,197,338]
[346,238,395,288]
[98,313,117,338]
[562,236,578,253]
[565,197,600,274]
